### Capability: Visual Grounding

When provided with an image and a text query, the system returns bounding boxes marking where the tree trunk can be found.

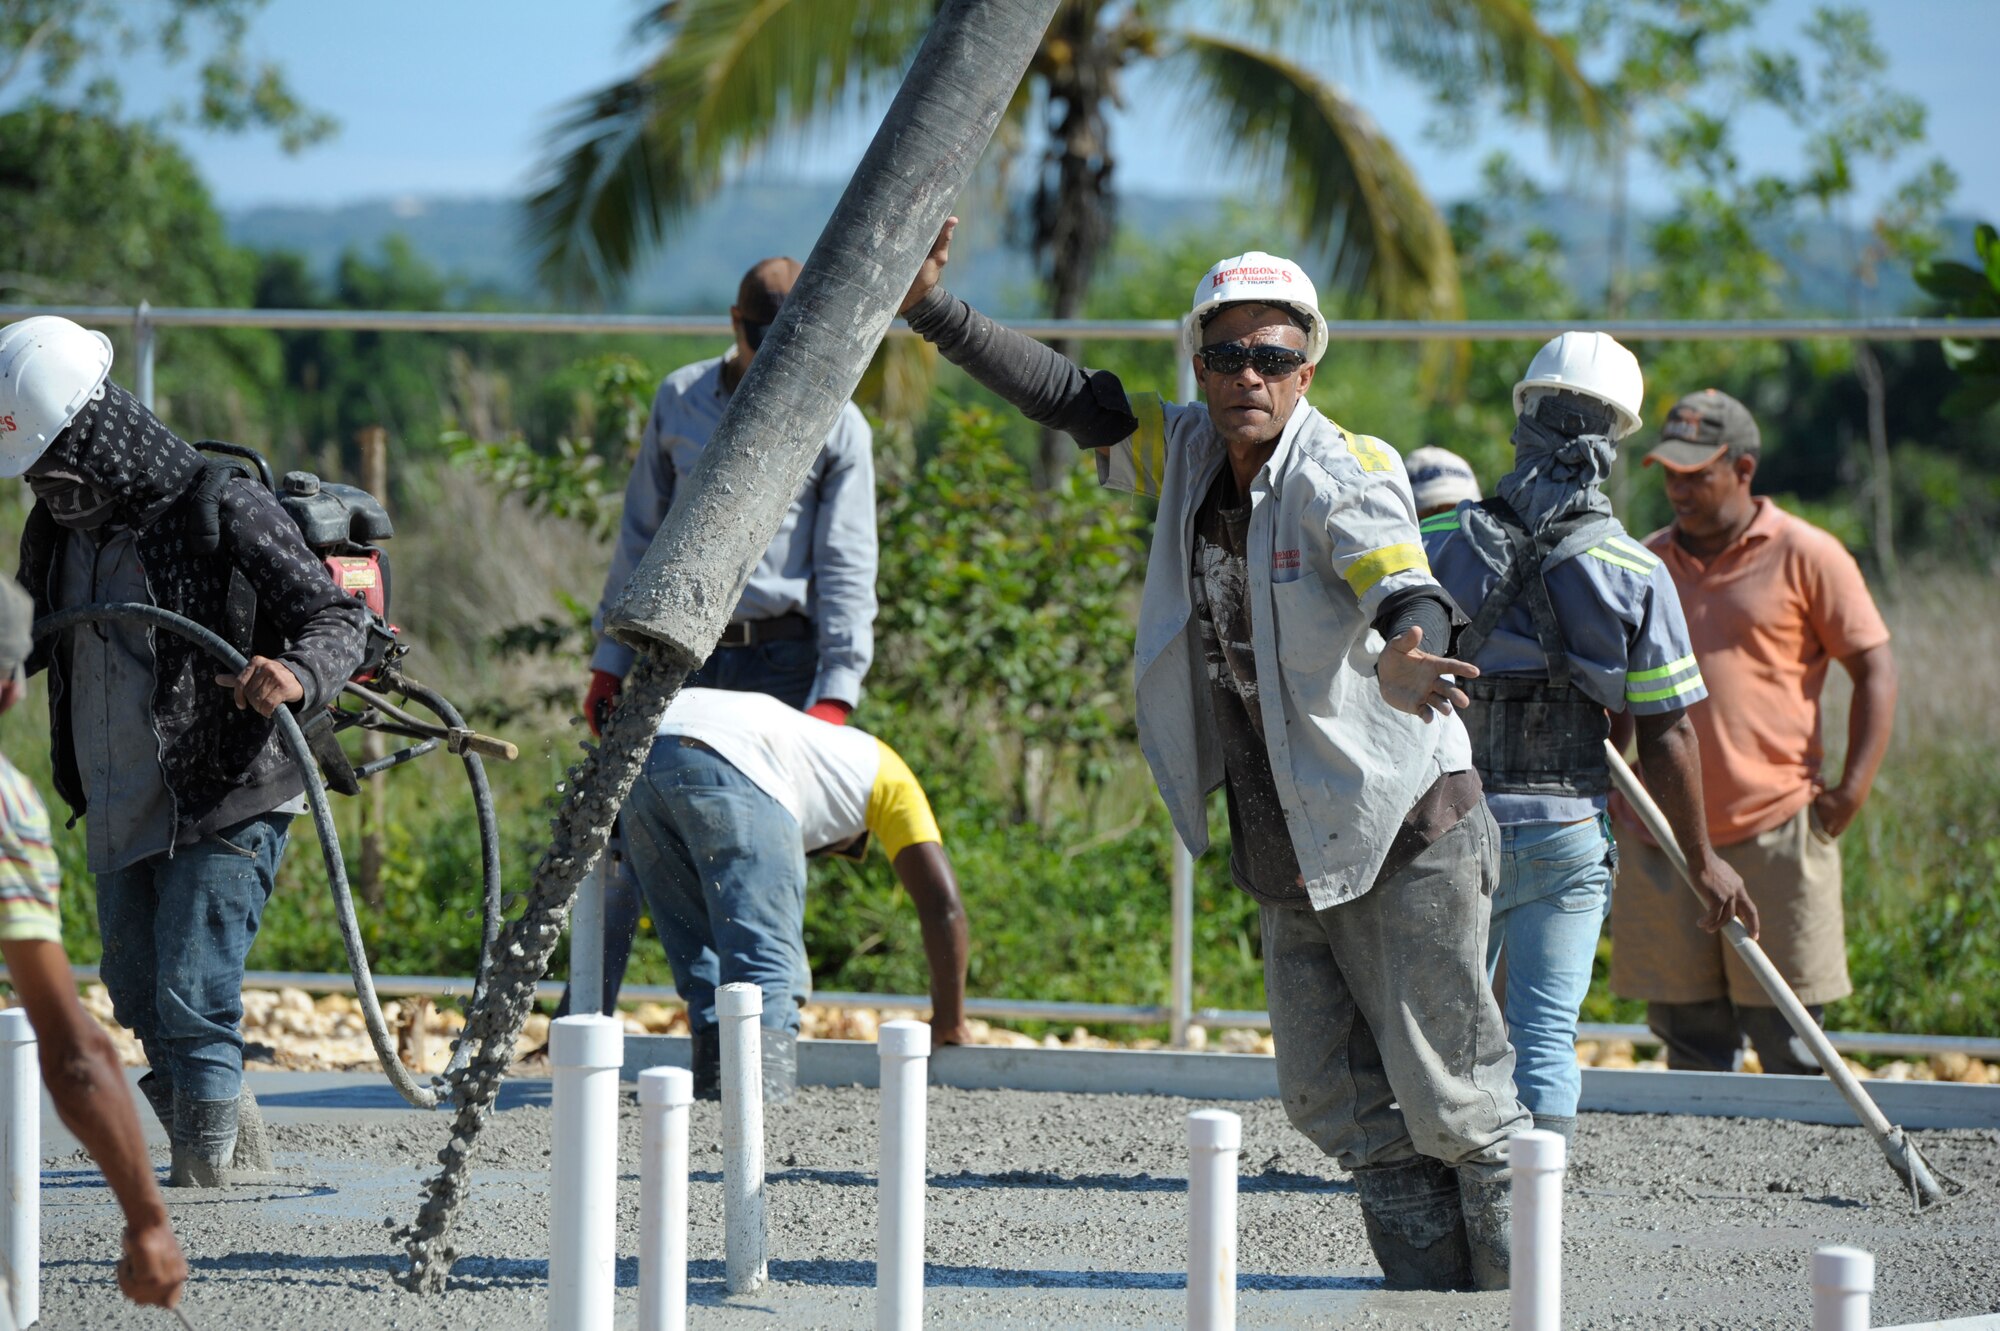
[1853,340,1899,590]
[608,0,1062,654]
[1034,6,1116,486]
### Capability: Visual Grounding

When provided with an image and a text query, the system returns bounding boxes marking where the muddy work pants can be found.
[1262,805,1529,1181]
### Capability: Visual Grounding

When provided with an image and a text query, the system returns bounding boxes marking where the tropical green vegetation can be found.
[1,1,1997,1042]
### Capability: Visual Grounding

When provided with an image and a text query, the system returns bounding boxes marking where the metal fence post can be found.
[1170,352,1199,1049]
[132,300,155,410]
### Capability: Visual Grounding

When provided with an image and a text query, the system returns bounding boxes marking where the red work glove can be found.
[585,669,623,737]
[806,699,852,725]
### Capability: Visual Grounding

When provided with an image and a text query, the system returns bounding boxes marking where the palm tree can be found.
[529,1,1607,476]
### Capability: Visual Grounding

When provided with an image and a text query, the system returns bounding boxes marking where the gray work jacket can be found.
[1103,393,1472,910]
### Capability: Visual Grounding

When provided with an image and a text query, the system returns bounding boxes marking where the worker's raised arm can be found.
[901,219,1137,449]
[1634,709,1759,937]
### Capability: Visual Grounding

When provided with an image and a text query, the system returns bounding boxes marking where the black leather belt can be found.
[715,612,813,648]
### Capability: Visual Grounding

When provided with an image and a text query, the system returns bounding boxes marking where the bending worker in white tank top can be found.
[633,688,971,1102]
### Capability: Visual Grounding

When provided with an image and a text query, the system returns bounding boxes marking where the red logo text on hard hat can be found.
[1213,265,1289,288]
[0,415,16,434]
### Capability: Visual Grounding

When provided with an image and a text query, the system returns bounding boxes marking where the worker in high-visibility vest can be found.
[1422,334,1757,1149]
[897,221,1525,1292]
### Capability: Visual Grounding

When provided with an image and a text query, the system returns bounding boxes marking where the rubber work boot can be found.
[168,1089,281,1187]
[1458,1167,1513,1291]
[1531,1114,1575,1150]
[135,1070,175,1136]
[691,1027,722,1101]
[1350,1156,1473,1291]
[761,1027,798,1106]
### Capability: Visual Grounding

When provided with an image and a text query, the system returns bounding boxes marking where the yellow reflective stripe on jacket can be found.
[1342,428,1395,474]
[1627,653,1697,684]
[1627,672,1706,704]
[1585,544,1652,575]
[1605,534,1661,566]
[1129,392,1168,498]
[1344,543,1429,598]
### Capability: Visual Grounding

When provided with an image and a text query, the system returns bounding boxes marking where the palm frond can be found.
[1167,32,1464,321]
[525,0,934,301]
[1236,0,1613,154]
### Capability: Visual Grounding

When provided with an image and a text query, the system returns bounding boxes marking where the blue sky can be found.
[99,0,1999,222]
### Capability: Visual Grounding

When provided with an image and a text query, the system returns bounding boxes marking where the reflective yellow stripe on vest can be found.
[1129,392,1168,499]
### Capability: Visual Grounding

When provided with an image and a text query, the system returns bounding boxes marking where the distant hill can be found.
[225,182,1951,318]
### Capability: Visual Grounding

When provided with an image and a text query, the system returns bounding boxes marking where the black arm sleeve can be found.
[1373,586,1459,657]
[904,287,1138,449]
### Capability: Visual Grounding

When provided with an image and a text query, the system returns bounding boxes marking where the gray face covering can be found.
[24,465,119,530]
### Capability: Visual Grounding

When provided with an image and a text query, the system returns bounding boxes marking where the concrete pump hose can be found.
[31,602,446,1109]
[392,677,506,1082]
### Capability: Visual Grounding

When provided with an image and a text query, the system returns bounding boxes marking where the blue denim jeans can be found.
[1484,814,1615,1120]
[623,738,808,1035]
[557,639,822,1018]
[95,812,291,1103]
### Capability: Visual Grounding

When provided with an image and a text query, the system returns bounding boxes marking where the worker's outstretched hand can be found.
[900,216,957,314]
[1376,627,1477,721]
[1693,856,1760,939]
[118,1218,187,1308]
[214,656,304,717]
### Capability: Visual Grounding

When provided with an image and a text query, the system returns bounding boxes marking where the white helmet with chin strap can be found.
[1512,330,1644,440]
[1182,252,1329,366]
[0,315,116,478]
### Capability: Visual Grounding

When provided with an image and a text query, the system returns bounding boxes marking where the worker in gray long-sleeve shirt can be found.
[586,256,878,724]
[574,256,879,1015]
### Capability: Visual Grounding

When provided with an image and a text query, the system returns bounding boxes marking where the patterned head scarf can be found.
[23,381,203,529]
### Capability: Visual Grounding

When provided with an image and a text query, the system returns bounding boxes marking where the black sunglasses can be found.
[1198,341,1308,378]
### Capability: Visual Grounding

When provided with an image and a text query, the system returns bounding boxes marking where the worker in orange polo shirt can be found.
[1609,389,1899,1074]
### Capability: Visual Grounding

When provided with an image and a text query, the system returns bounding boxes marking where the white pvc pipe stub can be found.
[550,1011,626,1069]
[717,983,764,1020]
[1813,1245,1874,1331]
[1511,1128,1567,1174]
[1188,1108,1242,1153]
[1510,1129,1567,1331]
[640,1065,694,1106]
[879,1018,931,1060]
[0,1009,37,1331]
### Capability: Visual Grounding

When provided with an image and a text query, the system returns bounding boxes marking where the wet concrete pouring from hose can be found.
[36,1085,2000,1329]
[395,648,692,1291]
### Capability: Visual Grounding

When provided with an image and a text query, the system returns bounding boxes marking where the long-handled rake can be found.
[1602,740,1960,1210]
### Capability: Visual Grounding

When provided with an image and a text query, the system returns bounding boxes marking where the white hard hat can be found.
[1512,331,1644,440]
[0,316,115,478]
[1181,252,1329,367]
[1405,447,1482,511]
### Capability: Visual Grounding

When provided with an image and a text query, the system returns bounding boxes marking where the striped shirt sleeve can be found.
[1618,547,1707,713]
[0,757,62,944]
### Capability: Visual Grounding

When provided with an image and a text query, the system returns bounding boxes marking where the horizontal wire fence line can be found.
[6,303,2000,342]
[12,964,1997,1062]
[8,301,1998,1049]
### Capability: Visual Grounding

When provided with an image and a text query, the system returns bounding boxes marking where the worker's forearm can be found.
[916,898,969,1031]
[1837,649,1897,802]
[1635,713,1723,870]
[893,842,970,1032]
[44,1030,168,1233]
[904,287,1137,447]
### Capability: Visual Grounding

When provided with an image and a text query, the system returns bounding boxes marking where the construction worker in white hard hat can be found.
[1405,447,1482,519]
[3,315,370,1188]
[1421,333,1757,1150]
[899,221,1527,1292]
